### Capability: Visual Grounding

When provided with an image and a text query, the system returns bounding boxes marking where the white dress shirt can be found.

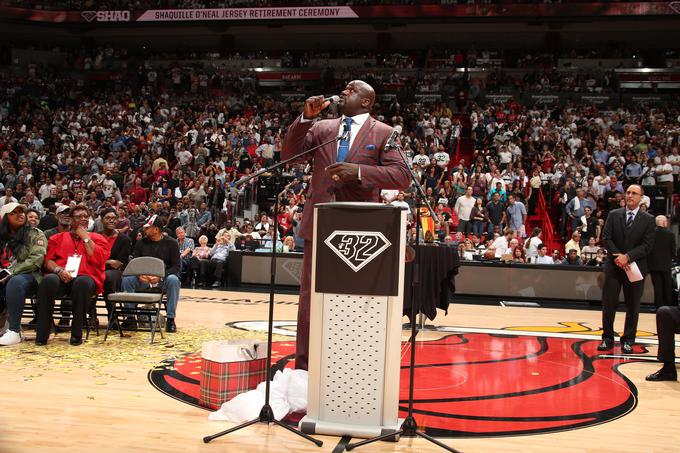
[336,113,370,158]
[300,111,370,158]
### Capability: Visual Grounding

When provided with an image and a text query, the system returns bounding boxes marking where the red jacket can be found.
[45,232,110,294]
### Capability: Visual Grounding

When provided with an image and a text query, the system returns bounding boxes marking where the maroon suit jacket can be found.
[282,115,411,240]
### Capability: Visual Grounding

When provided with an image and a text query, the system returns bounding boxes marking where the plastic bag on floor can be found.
[282,369,308,413]
[208,388,289,422]
[209,369,308,423]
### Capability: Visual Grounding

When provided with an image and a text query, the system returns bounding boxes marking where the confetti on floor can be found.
[0,326,280,382]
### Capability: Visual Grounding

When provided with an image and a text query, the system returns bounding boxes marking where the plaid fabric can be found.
[199,357,268,410]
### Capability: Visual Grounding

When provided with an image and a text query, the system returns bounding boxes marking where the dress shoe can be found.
[597,339,614,351]
[35,338,47,346]
[69,336,83,346]
[621,342,634,354]
[165,318,176,333]
[645,367,678,382]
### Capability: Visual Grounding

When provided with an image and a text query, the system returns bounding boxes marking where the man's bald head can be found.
[625,184,644,210]
[340,80,376,117]
[351,80,375,107]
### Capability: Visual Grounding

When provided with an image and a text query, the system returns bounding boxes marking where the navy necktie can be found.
[337,117,353,162]
[626,212,634,227]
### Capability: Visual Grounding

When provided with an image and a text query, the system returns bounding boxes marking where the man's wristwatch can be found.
[83,237,92,244]
[54,266,63,274]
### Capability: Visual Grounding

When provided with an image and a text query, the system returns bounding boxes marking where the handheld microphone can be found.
[385,125,402,149]
[324,95,340,104]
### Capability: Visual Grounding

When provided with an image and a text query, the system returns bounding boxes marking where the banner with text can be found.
[0,3,677,23]
[137,7,358,22]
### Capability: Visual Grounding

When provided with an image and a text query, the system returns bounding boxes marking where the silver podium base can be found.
[299,416,403,440]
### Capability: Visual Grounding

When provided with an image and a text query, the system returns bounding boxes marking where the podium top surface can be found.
[315,202,398,210]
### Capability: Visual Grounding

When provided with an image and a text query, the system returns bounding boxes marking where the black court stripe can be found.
[332,436,352,453]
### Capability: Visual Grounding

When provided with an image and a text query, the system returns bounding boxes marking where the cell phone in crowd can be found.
[0,268,12,284]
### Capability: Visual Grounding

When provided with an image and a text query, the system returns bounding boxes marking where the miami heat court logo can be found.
[323,230,391,272]
[149,322,650,437]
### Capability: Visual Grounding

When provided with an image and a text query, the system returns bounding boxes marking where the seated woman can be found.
[511,246,526,264]
[282,235,296,253]
[0,203,47,346]
[100,208,131,321]
[187,235,211,286]
[202,233,235,288]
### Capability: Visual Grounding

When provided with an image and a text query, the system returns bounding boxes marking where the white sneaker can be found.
[0,329,22,346]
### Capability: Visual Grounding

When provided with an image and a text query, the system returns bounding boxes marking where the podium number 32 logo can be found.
[324,231,391,272]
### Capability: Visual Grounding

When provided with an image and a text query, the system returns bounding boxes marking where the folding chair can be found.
[104,257,166,344]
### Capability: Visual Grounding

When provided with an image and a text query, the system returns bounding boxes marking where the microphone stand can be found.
[346,143,461,452]
[203,133,345,447]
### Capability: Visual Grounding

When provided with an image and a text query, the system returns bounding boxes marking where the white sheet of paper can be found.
[626,261,643,283]
[65,255,82,278]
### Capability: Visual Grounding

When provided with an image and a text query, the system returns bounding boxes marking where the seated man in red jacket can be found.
[35,204,109,346]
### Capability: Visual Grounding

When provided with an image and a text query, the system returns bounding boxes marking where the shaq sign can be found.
[324,231,391,273]
[81,10,131,22]
[315,203,401,296]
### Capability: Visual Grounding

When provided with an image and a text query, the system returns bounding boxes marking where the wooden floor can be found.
[0,289,678,453]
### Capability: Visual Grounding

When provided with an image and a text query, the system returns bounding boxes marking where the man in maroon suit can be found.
[282,80,411,370]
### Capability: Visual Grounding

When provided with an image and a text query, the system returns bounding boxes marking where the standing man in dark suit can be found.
[648,215,676,309]
[645,304,679,381]
[282,80,411,370]
[598,184,656,354]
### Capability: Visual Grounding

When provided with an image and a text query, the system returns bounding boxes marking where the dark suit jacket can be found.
[282,115,411,240]
[648,227,676,272]
[602,207,656,275]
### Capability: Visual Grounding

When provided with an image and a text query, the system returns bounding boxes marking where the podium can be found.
[299,202,407,439]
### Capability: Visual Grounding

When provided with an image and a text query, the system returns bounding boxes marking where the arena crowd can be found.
[0,42,679,345]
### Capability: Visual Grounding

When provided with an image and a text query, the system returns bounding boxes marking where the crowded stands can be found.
[0,34,679,347]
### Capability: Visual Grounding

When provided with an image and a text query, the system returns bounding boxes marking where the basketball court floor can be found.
[0,289,677,453]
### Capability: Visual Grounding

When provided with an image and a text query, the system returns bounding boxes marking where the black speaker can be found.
[220,35,235,57]
[652,195,668,214]
[545,32,561,53]
[376,32,391,52]
[257,182,276,204]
